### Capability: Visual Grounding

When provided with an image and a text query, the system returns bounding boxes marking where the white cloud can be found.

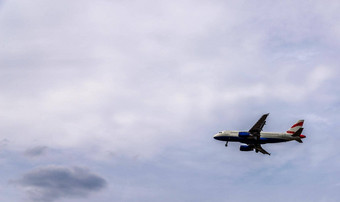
[0,0,338,154]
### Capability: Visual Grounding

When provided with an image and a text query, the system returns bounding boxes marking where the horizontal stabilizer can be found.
[295,138,303,143]
[293,128,304,143]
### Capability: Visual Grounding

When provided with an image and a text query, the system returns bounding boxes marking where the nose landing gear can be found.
[225,141,228,147]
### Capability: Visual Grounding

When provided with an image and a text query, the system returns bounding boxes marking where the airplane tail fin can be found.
[287,120,304,134]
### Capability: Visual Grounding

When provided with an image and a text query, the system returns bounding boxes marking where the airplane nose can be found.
[213,133,222,140]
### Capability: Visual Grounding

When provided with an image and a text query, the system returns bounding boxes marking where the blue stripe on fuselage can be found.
[258,137,288,143]
[215,136,288,144]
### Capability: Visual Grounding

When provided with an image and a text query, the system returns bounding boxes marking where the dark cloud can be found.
[0,138,9,146]
[15,166,107,201]
[24,146,48,157]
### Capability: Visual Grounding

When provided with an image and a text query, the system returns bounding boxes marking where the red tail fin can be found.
[287,120,304,134]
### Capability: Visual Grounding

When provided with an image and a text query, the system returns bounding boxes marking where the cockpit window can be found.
[219,131,222,133]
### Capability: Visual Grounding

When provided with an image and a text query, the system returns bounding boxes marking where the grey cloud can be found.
[0,138,9,146]
[15,165,107,201]
[0,0,338,160]
[24,146,48,157]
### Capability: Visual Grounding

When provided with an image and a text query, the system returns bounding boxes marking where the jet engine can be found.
[240,145,254,151]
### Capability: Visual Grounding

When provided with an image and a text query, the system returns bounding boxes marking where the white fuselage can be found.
[213,130,300,144]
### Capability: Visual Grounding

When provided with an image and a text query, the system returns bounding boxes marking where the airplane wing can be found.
[249,113,269,135]
[254,144,271,155]
[247,113,271,155]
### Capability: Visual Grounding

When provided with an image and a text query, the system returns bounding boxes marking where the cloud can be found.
[0,0,338,160]
[24,146,48,157]
[0,138,9,146]
[0,1,339,201]
[14,166,107,201]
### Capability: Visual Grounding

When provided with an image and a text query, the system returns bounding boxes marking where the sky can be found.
[0,0,340,201]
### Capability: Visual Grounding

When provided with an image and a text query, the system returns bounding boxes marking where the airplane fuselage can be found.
[214,131,301,145]
[213,114,305,155]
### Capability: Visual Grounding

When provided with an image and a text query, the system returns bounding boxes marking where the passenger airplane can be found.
[213,113,306,155]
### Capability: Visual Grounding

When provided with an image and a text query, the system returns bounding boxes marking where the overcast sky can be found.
[0,0,340,201]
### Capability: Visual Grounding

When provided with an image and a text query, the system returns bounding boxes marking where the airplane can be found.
[213,113,306,155]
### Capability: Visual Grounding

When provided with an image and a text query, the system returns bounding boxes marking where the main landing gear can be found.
[225,141,228,147]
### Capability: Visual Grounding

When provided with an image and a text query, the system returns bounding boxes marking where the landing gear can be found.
[225,141,228,147]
